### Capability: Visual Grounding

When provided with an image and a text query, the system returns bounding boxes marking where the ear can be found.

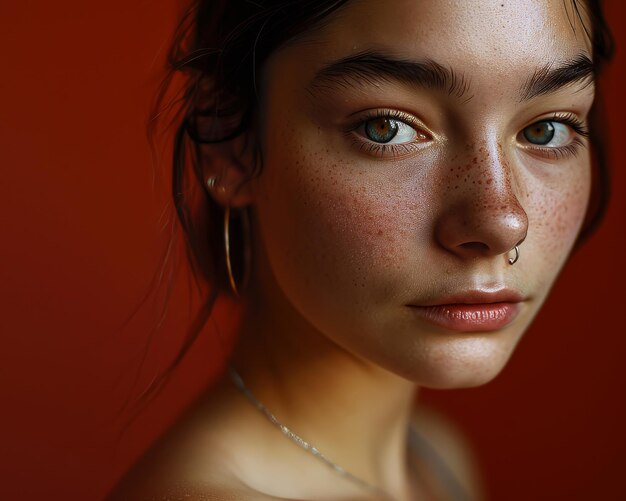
[200,132,259,208]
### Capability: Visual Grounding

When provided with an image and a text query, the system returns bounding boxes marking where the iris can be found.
[365,118,399,143]
[523,121,555,145]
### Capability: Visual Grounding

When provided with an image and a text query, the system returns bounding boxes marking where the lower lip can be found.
[408,303,521,332]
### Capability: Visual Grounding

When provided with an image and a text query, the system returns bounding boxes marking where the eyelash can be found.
[344,109,589,160]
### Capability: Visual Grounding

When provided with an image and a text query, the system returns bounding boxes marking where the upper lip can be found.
[409,289,525,307]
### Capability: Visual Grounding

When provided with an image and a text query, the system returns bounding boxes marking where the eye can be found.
[363,117,418,144]
[344,109,431,159]
[522,120,571,147]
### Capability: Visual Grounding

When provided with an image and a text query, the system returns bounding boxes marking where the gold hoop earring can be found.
[224,206,251,297]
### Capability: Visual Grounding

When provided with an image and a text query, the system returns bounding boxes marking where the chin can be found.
[394,335,518,390]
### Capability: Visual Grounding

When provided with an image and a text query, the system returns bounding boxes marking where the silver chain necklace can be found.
[227,363,397,500]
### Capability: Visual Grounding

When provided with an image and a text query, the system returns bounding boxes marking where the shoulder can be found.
[106,461,278,501]
[107,482,276,501]
[106,391,285,501]
[106,433,284,501]
[410,404,485,500]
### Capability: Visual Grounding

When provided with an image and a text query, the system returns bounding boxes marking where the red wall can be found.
[1,1,624,499]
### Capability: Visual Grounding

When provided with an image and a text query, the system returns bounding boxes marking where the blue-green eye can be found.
[365,118,399,143]
[523,121,555,145]
[363,118,417,144]
[517,115,588,159]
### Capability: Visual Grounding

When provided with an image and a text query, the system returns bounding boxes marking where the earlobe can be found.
[201,134,259,208]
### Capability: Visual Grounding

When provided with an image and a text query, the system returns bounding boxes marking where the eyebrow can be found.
[307,50,472,101]
[307,50,595,103]
[520,53,595,101]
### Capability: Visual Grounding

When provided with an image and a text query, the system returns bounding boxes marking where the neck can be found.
[225,255,419,499]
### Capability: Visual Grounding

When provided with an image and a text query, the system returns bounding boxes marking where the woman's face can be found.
[247,0,594,388]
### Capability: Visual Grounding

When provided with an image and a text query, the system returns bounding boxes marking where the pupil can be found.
[365,118,398,143]
[524,121,555,145]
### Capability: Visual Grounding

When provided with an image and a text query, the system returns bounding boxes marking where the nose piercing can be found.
[508,245,520,265]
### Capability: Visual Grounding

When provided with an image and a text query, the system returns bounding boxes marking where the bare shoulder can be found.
[107,479,277,501]
[411,404,485,500]
[106,451,277,501]
[106,425,286,501]
[106,398,279,501]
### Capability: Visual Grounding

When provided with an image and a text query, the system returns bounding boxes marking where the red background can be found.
[0,1,624,499]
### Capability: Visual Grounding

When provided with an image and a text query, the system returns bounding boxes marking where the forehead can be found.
[271,0,592,92]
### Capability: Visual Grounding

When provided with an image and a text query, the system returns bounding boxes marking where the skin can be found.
[109,1,595,499]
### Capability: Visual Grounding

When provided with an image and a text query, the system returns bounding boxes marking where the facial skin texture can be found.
[241,0,594,389]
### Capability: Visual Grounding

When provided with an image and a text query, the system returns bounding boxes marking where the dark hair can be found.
[136,0,614,407]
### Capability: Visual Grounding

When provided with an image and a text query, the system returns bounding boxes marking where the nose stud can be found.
[508,245,520,265]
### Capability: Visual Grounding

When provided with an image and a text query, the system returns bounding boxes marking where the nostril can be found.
[459,241,490,253]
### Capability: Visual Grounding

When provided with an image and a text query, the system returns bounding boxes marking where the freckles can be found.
[293,153,420,278]
[532,179,588,253]
[330,183,412,268]
[518,160,590,268]
[442,143,503,197]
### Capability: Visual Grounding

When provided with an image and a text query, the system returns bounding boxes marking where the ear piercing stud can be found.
[207,176,226,193]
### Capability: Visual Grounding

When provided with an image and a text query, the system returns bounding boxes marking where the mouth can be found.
[407,290,525,333]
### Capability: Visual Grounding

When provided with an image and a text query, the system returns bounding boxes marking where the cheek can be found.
[256,130,430,309]
[525,160,591,284]
[524,161,591,267]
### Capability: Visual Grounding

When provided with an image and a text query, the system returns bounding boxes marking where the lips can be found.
[407,290,524,332]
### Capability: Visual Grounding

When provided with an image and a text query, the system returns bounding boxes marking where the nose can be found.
[434,145,528,261]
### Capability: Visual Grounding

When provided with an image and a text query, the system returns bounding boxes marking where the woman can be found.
[110,0,613,499]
